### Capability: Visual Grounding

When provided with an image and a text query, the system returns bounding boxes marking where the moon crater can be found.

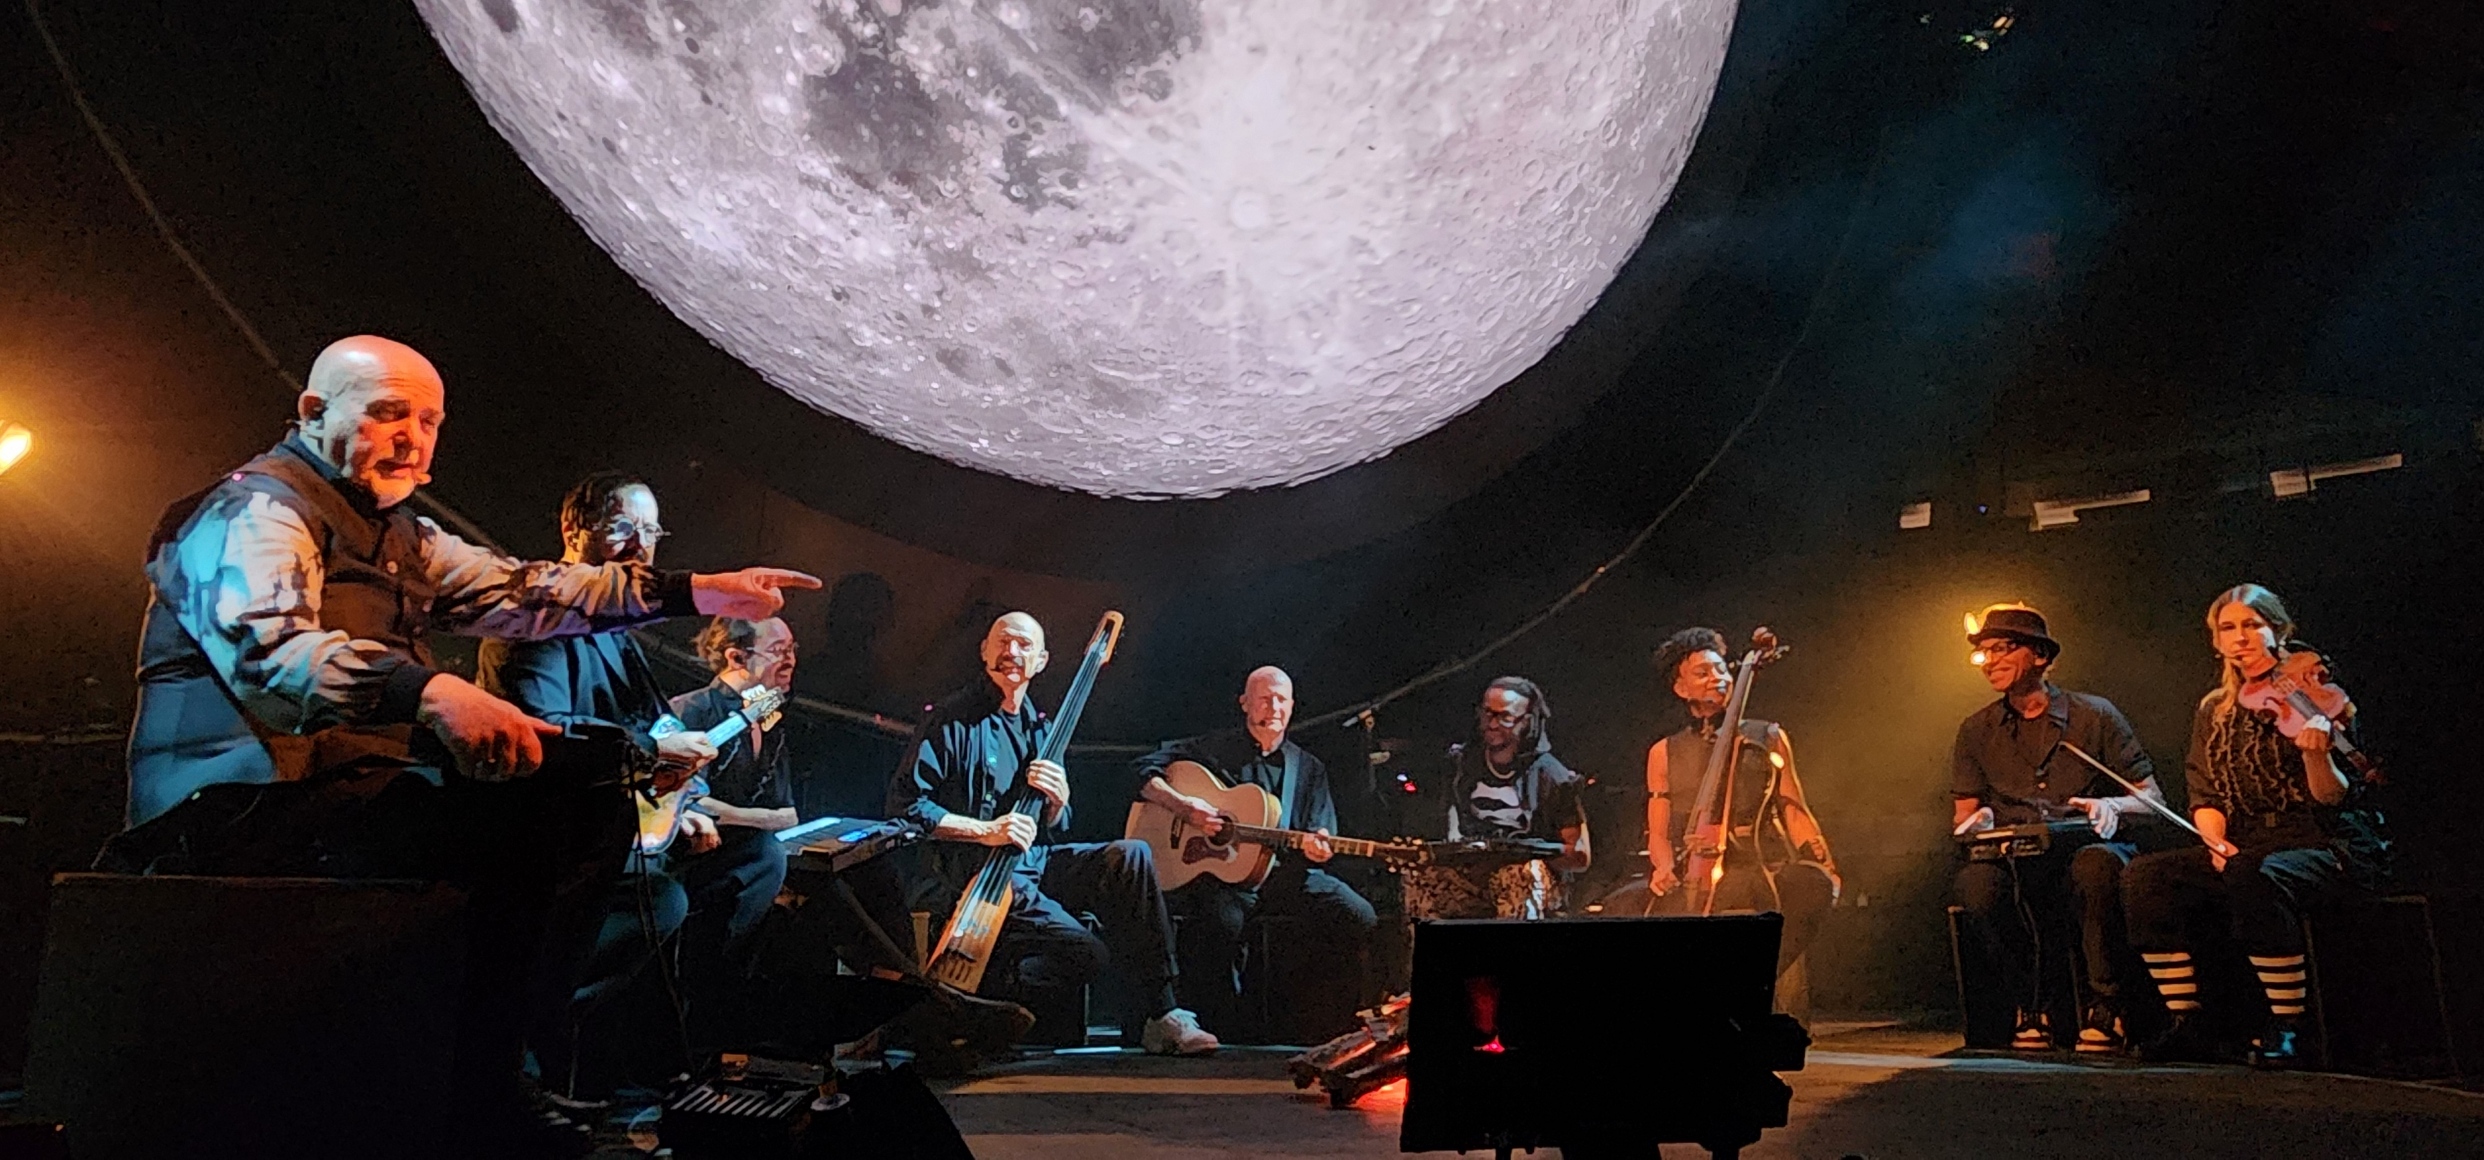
[419,0,1736,497]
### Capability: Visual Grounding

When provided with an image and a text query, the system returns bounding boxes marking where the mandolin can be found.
[925,611,1124,994]
[637,683,786,854]
[1675,627,1791,917]
[1126,760,1428,890]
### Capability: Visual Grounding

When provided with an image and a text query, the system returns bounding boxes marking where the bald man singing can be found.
[1136,667,1378,1041]
[889,612,1217,1064]
[115,336,818,1154]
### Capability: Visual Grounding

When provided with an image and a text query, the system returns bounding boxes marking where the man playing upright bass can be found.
[888,612,1219,1060]
[1135,667,1379,1039]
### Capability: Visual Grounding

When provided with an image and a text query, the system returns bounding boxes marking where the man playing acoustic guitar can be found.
[1135,667,1380,1040]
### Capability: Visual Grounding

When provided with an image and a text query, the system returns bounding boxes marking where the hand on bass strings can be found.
[417,673,560,781]
[1952,804,1997,836]
[2066,795,2122,840]
[678,809,723,855]
[1026,759,1071,821]
[977,812,1039,851]
[691,567,825,620]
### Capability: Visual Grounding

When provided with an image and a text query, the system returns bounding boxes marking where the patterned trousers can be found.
[1402,860,1564,922]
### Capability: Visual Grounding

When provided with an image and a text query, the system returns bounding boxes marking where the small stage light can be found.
[0,421,32,477]
[1899,501,1933,530]
[2028,488,2150,530]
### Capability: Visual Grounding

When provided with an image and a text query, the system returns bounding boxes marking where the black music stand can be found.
[1398,915,1808,1160]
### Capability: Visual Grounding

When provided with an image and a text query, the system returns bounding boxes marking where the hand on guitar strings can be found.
[691,567,826,619]
[653,730,719,794]
[1026,759,1071,823]
[1301,828,1335,864]
[1173,794,1225,836]
[978,812,1039,851]
[416,673,560,781]
[677,809,724,855]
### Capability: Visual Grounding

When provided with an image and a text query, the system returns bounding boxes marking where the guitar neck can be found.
[1225,823,1402,860]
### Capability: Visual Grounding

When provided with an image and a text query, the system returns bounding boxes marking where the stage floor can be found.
[923,1022,2484,1159]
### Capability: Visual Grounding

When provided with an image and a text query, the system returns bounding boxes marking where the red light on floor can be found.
[1474,1036,1506,1054]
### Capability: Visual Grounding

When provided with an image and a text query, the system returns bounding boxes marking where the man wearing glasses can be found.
[1400,677,1590,922]
[1952,603,2167,1054]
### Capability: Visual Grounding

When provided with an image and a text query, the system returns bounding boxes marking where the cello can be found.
[1675,627,1792,917]
[924,611,1124,994]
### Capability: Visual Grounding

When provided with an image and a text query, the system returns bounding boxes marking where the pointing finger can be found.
[757,569,825,590]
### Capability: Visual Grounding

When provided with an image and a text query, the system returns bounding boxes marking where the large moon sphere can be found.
[418,0,1736,498]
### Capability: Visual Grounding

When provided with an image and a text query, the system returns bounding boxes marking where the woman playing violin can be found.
[2122,584,2390,1067]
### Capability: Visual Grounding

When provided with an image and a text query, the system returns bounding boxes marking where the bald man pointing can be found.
[113,336,818,1154]
[1136,667,1378,1042]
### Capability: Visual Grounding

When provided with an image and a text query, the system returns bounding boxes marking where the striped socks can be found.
[2252,953,2309,1018]
[2143,951,2201,1012]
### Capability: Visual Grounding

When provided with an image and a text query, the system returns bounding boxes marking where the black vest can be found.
[126,438,439,825]
[1660,719,1780,850]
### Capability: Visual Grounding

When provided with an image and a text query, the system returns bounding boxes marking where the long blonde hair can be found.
[2205,583,2295,714]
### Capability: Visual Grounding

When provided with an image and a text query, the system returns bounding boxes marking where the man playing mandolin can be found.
[1135,667,1380,1039]
[889,612,1219,1057]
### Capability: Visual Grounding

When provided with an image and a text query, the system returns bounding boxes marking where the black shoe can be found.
[2137,1013,2228,1065]
[2009,1009,2052,1051]
[2251,1017,2306,1070]
[2075,1003,2125,1054]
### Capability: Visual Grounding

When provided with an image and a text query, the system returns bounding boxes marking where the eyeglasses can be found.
[1476,709,1528,726]
[600,518,668,545]
[753,644,798,662]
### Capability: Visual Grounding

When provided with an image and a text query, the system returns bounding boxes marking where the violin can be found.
[2237,646,2383,785]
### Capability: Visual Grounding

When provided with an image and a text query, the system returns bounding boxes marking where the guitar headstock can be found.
[740,684,788,725]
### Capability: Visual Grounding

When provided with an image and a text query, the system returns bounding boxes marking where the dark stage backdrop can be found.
[4,0,2482,1076]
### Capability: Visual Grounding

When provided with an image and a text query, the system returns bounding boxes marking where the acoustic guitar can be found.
[1126,760,1427,890]
[637,684,787,854]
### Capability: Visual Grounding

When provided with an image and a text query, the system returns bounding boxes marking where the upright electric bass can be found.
[925,611,1124,994]
[1675,626,1791,917]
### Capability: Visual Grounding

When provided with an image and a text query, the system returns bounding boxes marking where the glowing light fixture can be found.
[2029,488,2151,530]
[0,420,31,477]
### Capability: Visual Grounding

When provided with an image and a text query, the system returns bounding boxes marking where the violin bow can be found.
[2054,741,2210,843]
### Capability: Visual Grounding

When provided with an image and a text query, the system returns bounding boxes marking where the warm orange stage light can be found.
[0,421,30,476]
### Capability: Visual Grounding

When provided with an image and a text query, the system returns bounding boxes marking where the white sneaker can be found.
[1141,1007,1220,1056]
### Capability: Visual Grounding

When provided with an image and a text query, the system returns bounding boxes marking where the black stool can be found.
[2301,893,2461,1079]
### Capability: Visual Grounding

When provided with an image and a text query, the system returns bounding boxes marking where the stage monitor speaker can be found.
[21,873,466,1160]
[1399,915,1807,1160]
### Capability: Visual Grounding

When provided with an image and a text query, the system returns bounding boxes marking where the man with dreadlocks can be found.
[1402,677,1590,922]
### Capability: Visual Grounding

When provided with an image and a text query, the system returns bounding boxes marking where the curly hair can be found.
[1651,627,1728,692]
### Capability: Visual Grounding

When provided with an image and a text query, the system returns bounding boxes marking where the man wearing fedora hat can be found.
[1952,603,2167,1053]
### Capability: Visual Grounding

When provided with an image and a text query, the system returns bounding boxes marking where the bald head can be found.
[980,611,1050,703]
[1240,666,1294,750]
[296,335,445,508]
